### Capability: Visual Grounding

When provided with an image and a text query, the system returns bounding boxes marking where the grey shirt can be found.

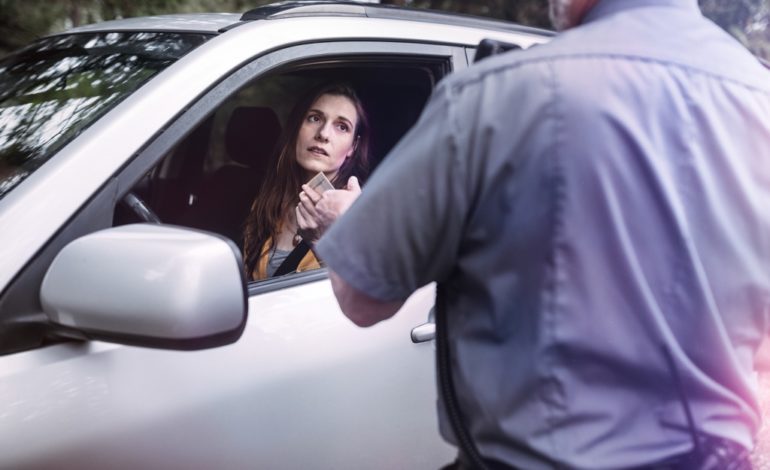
[317,0,770,467]
[266,247,292,278]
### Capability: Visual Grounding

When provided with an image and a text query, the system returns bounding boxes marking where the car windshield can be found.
[0,31,210,200]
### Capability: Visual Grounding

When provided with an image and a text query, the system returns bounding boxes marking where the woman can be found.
[243,82,371,280]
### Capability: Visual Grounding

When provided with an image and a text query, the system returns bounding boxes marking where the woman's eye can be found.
[307,114,320,123]
[337,123,349,132]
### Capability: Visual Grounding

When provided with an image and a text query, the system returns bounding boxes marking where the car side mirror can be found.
[40,224,247,350]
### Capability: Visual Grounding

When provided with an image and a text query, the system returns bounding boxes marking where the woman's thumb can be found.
[347,176,361,193]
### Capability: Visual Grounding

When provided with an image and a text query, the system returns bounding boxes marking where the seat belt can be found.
[273,240,311,277]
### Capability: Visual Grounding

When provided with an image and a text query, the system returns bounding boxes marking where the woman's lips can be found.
[308,146,328,156]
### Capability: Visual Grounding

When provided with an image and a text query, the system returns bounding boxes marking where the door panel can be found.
[0,282,452,468]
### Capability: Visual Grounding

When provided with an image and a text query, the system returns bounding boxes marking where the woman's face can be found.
[295,93,358,181]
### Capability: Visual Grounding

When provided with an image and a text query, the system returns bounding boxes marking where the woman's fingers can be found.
[301,184,322,204]
[295,204,307,228]
[296,200,323,244]
[296,201,316,228]
[299,191,318,217]
[316,186,361,219]
[297,178,363,241]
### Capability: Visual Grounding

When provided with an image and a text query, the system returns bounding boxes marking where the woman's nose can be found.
[315,122,330,141]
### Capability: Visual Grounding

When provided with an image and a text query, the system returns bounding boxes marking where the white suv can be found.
[0,2,549,468]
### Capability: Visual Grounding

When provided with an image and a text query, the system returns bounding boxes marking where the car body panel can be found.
[1,282,451,468]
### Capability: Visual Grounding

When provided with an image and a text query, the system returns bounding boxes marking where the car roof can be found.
[65,1,553,37]
[65,13,242,34]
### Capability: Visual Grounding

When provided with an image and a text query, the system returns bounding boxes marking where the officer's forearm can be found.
[328,270,403,327]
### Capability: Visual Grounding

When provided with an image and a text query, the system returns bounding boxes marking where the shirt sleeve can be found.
[316,80,474,302]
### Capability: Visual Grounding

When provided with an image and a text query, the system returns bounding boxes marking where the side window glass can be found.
[114,59,445,284]
[115,74,313,243]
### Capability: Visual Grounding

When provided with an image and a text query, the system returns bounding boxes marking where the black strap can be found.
[273,240,311,277]
[435,283,489,470]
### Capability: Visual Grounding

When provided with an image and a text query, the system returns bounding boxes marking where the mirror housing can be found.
[40,224,247,350]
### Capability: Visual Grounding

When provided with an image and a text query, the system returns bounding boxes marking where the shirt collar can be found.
[583,0,700,24]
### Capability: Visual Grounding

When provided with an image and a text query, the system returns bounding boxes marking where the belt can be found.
[446,436,752,470]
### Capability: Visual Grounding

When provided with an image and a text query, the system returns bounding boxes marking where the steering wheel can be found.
[121,192,161,224]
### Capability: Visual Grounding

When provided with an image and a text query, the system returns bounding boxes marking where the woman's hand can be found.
[296,176,362,245]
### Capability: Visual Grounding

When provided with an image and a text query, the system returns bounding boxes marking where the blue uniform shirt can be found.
[318,0,770,467]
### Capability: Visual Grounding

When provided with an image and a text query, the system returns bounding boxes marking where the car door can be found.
[0,37,469,468]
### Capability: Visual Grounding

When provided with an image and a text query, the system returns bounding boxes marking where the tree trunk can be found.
[69,0,82,27]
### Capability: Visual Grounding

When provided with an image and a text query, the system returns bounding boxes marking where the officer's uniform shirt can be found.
[317,0,770,467]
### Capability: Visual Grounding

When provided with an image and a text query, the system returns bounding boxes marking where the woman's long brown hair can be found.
[242,82,371,279]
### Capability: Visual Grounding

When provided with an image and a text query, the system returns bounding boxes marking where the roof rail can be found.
[240,1,554,36]
[241,1,368,20]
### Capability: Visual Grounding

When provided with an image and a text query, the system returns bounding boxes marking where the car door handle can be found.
[411,306,436,343]
[411,322,435,343]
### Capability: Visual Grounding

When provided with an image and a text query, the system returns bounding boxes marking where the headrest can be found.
[225,106,281,167]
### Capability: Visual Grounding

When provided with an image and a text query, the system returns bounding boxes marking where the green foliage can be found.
[381,0,551,28]
[0,0,273,57]
[389,0,770,59]
[0,0,69,55]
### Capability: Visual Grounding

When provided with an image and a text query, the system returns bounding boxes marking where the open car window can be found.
[114,57,448,286]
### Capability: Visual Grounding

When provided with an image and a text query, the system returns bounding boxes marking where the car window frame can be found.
[119,40,468,295]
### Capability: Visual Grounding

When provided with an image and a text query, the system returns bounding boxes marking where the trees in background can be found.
[379,0,551,27]
[0,0,260,56]
[385,0,770,59]
[0,0,768,60]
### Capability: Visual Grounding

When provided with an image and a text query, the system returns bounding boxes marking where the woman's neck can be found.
[274,211,298,251]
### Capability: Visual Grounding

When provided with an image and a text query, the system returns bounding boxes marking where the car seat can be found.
[179,106,282,246]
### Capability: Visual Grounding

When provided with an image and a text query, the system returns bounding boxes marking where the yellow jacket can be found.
[252,237,320,280]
